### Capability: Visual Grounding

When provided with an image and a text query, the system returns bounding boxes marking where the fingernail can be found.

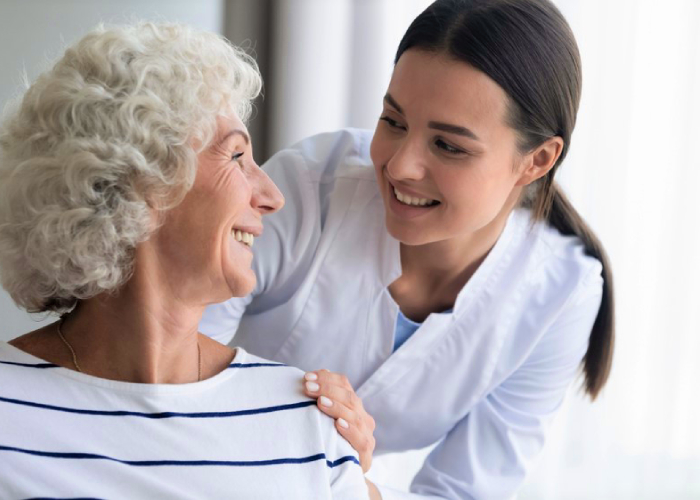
[304,372,318,381]
[337,418,349,429]
[305,381,319,392]
[319,396,333,407]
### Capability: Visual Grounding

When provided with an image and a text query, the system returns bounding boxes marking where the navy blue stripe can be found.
[0,395,316,419]
[228,362,287,368]
[26,498,103,500]
[0,444,359,469]
[327,455,361,468]
[0,360,58,369]
[1,360,284,370]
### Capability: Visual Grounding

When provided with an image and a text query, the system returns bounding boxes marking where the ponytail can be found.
[531,180,614,400]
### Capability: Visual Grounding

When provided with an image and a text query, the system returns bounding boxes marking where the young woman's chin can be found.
[384,217,435,247]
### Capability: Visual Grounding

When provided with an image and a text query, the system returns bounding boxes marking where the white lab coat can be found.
[200,129,604,500]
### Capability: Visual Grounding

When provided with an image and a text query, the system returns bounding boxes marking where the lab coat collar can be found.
[357,208,527,400]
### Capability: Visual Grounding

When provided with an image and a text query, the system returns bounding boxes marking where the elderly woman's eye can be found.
[232,152,245,163]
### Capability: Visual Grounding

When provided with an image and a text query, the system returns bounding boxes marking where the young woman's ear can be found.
[515,136,564,186]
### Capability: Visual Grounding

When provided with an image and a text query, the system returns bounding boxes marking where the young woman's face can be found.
[370,50,529,247]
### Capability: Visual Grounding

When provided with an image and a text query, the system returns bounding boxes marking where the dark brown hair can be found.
[397,0,613,399]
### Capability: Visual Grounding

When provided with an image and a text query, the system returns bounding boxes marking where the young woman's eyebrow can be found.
[384,93,481,142]
[428,121,481,142]
[383,93,404,114]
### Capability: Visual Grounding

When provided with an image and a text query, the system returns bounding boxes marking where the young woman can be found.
[201,0,614,498]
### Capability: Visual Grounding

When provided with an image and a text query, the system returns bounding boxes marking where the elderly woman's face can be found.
[151,115,284,304]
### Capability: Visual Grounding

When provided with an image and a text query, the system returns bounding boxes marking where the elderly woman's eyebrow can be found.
[217,129,250,146]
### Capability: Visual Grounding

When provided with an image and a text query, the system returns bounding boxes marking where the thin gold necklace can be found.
[56,319,202,381]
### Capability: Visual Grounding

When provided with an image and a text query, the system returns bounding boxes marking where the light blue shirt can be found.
[393,309,453,352]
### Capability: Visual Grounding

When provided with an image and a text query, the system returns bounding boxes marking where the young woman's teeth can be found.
[394,187,438,207]
[232,229,254,247]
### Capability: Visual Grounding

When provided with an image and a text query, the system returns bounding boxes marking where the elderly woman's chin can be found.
[222,229,257,297]
[145,231,258,305]
[223,263,256,299]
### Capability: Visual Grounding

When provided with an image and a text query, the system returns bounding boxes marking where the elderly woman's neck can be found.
[59,277,223,384]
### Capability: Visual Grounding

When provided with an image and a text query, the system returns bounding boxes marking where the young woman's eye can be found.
[435,139,466,155]
[379,116,406,130]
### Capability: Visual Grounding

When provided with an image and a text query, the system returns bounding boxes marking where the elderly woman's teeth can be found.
[232,229,254,247]
[394,187,438,207]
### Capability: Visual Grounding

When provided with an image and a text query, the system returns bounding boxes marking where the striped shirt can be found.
[0,342,367,499]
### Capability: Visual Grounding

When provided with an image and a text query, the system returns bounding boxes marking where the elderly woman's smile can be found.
[232,229,257,248]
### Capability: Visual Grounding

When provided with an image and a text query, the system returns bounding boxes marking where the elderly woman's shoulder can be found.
[6,324,65,365]
[226,344,307,390]
[198,335,302,383]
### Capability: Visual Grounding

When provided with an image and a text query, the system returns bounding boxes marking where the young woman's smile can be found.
[386,178,442,219]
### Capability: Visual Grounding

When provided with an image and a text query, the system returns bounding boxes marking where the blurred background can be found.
[0,0,698,498]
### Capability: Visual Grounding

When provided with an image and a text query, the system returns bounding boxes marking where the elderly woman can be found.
[0,23,368,499]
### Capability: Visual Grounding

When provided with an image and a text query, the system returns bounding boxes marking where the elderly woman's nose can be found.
[251,169,284,215]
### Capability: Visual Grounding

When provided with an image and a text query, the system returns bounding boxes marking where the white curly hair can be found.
[0,22,262,314]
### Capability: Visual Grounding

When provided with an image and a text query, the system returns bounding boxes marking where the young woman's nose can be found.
[385,141,427,182]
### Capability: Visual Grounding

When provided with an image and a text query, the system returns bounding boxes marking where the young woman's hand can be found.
[303,369,376,473]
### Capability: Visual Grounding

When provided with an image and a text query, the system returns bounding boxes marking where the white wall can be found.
[267,0,432,154]
[0,0,224,341]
